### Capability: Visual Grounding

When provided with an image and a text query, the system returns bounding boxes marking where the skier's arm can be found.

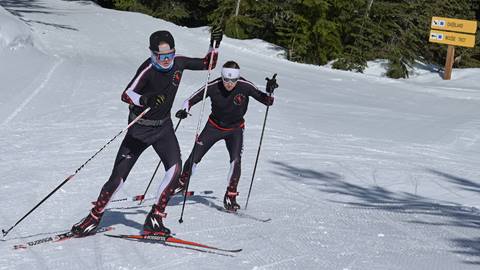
[183,85,207,112]
[245,81,274,106]
[121,61,150,106]
[179,48,218,71]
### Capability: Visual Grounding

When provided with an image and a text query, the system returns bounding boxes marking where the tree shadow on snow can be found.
[270,160,480,265]
[0,0,52,17]
[0,0,79,31]
[428,169,480,195]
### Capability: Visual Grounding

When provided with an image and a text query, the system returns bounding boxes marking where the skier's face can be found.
[153,43,175,69]
[221,67,240,91]
[223,79,237,91]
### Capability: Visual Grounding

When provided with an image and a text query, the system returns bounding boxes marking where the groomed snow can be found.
[1,1,480,269]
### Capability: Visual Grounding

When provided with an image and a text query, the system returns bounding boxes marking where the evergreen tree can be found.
[98,0,480,78]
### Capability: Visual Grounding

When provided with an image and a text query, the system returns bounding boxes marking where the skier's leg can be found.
[72,135,148,236]
[143,121,182,235]
[223,127,244,211]
[177,123,223,194]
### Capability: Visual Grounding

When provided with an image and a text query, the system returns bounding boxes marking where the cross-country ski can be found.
[13,227,114,250]
[105,233,242,253]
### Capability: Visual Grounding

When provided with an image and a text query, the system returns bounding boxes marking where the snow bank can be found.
[0,6,34,50]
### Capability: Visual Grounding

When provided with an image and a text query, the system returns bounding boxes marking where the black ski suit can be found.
[91,54,216,216]
[180,77,273,195]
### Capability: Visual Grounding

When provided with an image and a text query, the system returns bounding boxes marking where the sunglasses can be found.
[152,50,175,61]
[222,77,239,84]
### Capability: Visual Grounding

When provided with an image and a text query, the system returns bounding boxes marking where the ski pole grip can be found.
[265,73,278,94]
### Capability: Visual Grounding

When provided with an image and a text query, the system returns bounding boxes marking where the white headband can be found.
[221,68,240,79]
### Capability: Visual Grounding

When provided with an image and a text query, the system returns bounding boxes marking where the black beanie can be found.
[149,30,175,51]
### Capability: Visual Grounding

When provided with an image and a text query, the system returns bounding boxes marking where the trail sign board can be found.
[431,17,477,34]
[429,17,477,80]
[429,30,476,48]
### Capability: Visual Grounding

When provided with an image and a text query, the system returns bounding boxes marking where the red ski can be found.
[104,233,242,253]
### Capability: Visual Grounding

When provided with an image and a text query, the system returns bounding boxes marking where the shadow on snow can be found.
[0,0,79,31]
[270,160,480,265]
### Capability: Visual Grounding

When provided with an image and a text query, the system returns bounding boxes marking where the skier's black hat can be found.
[149,30,175,52]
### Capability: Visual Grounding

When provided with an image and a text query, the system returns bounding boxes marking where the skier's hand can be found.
[210,26,223,48]
[265,96,274,106]
[175,109,189,119]
[265,74,278,94]
[140,93,166,108]
[203,49,218,68]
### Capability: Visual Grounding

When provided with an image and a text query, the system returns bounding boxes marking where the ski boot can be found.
[143,205,171,235]
[223,190,240,212]
[71,209,103,237]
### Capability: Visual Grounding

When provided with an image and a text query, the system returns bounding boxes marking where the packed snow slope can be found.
[1,1,480,269]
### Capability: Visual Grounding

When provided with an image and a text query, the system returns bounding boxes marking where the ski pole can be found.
[179,41,217,224]
[138,118,182,205]
[1,107,151,237]
[245,74,277,209]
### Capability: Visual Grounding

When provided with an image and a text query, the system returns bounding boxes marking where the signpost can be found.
[431,17,477,34]
[429,30,476,48]
[428,17,477,80]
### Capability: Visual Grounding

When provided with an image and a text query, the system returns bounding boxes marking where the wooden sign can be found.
[429,30,476,48]
[431,17,477,34]
[429,17,477,80]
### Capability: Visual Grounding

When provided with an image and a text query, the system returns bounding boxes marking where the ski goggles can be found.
[221,68,240,84]
[152,50,175,61]
[222,77,239,84]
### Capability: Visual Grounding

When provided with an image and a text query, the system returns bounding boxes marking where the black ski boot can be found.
[223,191,240,212]
[71,209,103,237]
[143,205,171,235]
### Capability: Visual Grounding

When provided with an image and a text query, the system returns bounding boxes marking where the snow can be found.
[1,0,480,269]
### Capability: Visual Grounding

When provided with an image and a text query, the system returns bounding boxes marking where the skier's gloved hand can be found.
[140,93,166,108]
[265,96,274,106]
[175,109,189,119]
[265,73,278,94]
[210,26,223,48]
[203,49,218,68]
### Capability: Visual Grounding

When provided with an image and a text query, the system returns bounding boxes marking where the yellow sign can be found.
[429,30,476,48]
[431,17,477,34]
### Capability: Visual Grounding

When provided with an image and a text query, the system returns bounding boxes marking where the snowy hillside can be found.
[1,1,480,269]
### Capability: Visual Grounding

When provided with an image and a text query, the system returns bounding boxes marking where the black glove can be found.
[175,109,189,119]
[265,96,274,106]
[210,25,223,48]
[265,73,278,93]
[140,93,166,108]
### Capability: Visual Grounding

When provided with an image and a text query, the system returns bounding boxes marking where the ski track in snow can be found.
[1,57,63,126]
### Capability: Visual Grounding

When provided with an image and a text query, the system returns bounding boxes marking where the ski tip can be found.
[13,244,27,250]
[104,234,123,239]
